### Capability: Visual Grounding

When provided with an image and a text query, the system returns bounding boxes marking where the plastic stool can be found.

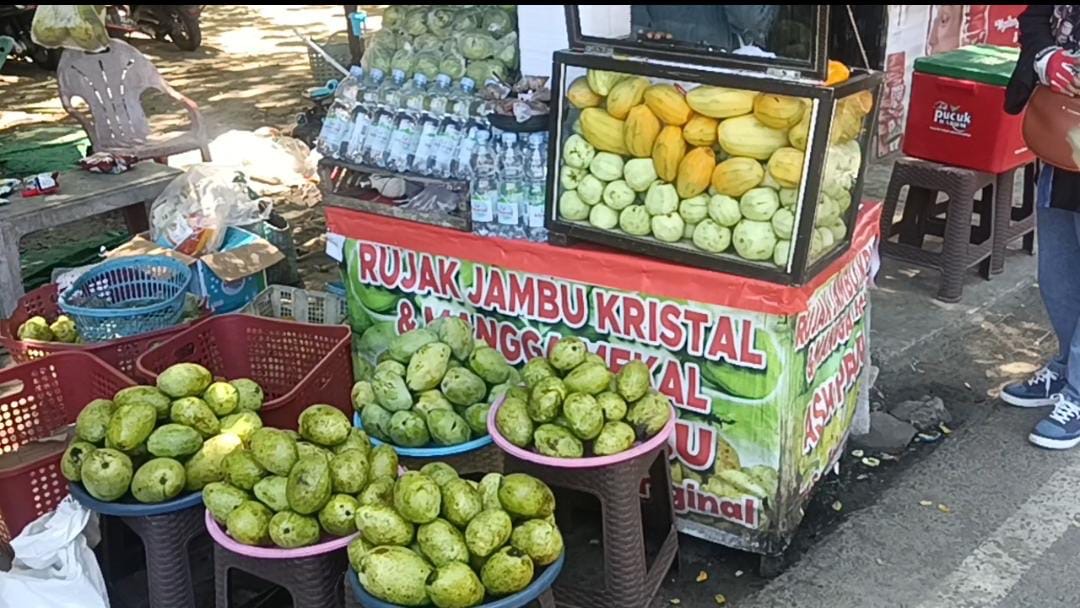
[214,543,347,608]
[72,484,206,608]
[400,443,505,477]
[880,157,998,302]
[503,446,678,608]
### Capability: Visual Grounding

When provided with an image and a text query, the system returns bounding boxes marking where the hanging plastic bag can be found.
[149,165,271,257]
[31,5,109,52]
[0,496,109,608]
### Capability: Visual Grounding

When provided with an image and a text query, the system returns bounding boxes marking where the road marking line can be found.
[916,455,1080,608]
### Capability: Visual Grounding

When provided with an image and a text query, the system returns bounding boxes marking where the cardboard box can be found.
[110,227,284,313]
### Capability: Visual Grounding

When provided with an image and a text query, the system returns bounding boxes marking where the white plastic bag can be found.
[149,165,270,256]
[31,5,109,52]
[0,496,109,608]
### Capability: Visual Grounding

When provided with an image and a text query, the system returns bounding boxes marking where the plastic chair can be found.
[57,39,211,162]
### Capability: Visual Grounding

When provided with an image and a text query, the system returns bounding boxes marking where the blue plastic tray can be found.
[69,482,202,517]
[347,552,564,608]
[353,412,494,458]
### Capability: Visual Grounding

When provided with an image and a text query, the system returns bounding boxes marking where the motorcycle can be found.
[105,5,203,52]
[0,4,60,69]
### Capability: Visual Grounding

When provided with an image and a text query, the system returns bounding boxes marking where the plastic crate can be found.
[59,256,192,342]
[0,284,204,378]
[0,352,136,548]
[241,285,347,326]
[307,32,351,86]
[135,314,352,429]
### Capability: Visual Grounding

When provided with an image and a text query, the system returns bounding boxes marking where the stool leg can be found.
[215,564,231,608]
[990,170,1015,276]
[938,194,975,302]
[538,588,557,608]
[901,188,933,246]
[598,484,648,607]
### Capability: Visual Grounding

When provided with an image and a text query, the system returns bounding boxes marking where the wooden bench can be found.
[0,162,181,316]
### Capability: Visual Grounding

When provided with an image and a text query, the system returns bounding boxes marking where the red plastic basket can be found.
[0,352,136,547]
[0,284,201,378]
[135,314,353,429]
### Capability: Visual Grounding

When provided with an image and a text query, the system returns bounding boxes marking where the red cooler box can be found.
[904,44,1034,174]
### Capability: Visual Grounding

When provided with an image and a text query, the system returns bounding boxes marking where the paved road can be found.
[738,258,1080,608]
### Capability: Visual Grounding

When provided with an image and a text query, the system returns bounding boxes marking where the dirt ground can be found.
[1,5,379,288]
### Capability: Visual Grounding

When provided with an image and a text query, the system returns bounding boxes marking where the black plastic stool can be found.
[214,542,348,608]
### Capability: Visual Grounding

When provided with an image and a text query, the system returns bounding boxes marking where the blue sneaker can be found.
[1002,367,1065,408]
[1029,394,1080,450]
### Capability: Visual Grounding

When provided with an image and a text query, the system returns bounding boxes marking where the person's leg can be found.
[1002,168,1073,406]
[1030,204,1080,449]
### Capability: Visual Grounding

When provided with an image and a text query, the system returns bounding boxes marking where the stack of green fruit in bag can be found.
[495,337,673,458]
[61,363,265,504]
[354,317,517,449]
[202,404,384,549]
[350,462,564,608]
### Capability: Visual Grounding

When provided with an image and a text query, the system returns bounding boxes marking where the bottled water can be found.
[453,80,487,180]
[496,132,526,240]
[383,73,429,172]
[470,130,497,236]
[523,132,549,242]
[432,77,474,179]
[316,66,363,159]
[411,74,452,175]
[361,69,406,166]
[343,68,384,163]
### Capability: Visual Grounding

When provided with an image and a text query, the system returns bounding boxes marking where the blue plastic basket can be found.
[59,255,192,342]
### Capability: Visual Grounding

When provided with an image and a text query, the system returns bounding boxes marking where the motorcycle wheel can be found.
[169,11,201,52]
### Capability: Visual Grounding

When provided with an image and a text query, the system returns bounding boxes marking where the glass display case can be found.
[544,6,882,284]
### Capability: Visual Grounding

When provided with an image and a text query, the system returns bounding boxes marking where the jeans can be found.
[1037,167,1080,401]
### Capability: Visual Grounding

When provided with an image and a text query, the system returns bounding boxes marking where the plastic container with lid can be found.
[903,44,1034,174]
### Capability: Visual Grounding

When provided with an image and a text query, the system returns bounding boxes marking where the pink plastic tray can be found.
[204,509,357,559]
[487,398,677,469]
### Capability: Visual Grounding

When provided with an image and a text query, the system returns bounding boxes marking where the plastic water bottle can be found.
[343,68,384,163]
[453,80,487,180]
[411,74,452,175]
[496,132,526,240]
[523,132,548,242]
[431,77,473,179]
[383,73,428,172]
[471,131,497,236]
[361,69,406,166]
[316,66,363,158]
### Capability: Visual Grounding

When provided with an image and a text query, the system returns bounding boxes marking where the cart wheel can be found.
[757,554,786,579]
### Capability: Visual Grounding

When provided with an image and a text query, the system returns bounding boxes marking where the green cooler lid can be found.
[913,44,1019,87]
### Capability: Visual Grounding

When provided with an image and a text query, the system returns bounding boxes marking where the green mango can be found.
[147,424,203,459]
[250,428,298,476]
[494,397,533,448]
[388,328,438,363]
[218,411,263,445]
[441,478,482,529]
[528,377,566,423]
[615,360,651,402]
[203,482,250,523]
[156,363,212,399]
[427,409,471,446]
[333,428,372,457]
[419,462,459,488]
[468,347,512,385]
[393,471,442,524]
[185,433,244,491]
[549,337,587,372]
[269,510,321,548]
[299,404,351,447]
[113,386,170,420]
[75,399,115,443]
[329,449,369,494]
[358,477,395,507]
[106,403,157,452]
[356,504,415,546]
[203,382,239,417]
[406,342,452,392]
[223,450,267,491]
[417,518,469,567]
[626,391,673,439]
[131,458,186,503]
[441,367,487,407]
[592,421,636,456]
[226,500,272,546]
[427,562,485,608]
[169,397,220,439]
[319,494,360,536]
[463,402,492,437]
[498,473,555,519]
[564,361,614,396]
[80,448,133,501]
[521,357,556,389]
[388,411,430,448]
[701,330,782,399]
[253,475,289,512]
[562,393,604,441]
[286,455,333,515]
[511,519,564,566]
[61,441,96,482]
[481,546,534,596]
[596,391,628,422]
[431,316,474,361]
[373,370,413,412]
[369,445,399,481]
[357,546,431,606]
[464,509,512,558]
[229,378,264,412]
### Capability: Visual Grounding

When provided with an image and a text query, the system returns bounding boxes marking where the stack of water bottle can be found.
[317,65,549,243]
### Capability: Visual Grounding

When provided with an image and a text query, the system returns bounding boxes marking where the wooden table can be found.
[0,162,181,316]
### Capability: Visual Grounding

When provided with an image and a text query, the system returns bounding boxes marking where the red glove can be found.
[1045,49,1080,95]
